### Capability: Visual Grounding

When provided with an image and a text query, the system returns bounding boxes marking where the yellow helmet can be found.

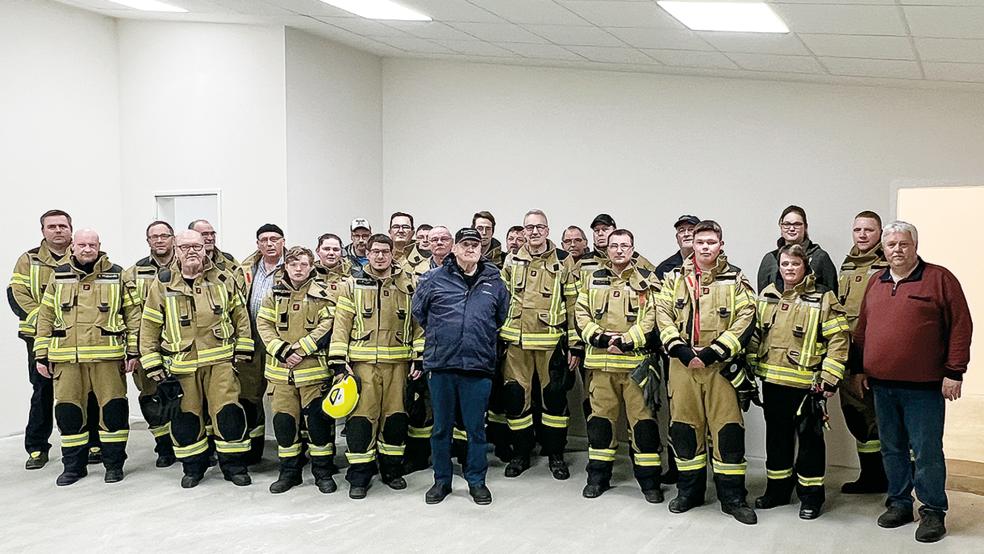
[322,374,360,419]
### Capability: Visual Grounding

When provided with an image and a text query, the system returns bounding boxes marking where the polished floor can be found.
[2,427,981,553]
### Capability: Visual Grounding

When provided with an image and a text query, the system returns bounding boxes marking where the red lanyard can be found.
[686,259,702,345]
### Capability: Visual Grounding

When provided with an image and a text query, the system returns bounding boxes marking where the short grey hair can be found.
[882,220,918,244]
[523,209,548,226]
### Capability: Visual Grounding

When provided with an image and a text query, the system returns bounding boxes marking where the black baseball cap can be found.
[590,214,616,229]
[674,215,700,229]
[455,228,482,244]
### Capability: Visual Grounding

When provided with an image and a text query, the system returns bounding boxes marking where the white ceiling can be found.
[57,0,984,89]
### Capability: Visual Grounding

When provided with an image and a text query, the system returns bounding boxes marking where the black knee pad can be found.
[171,411,202,445]
[54,403,84,435]
[717,423,745,464]
[542,385,567,414]
[586,417,613,449]
[303,401,335,444]
[273,413,297,447]
[670,422,698,459]
[216,404,247,441]
[102,398,129,432]
[382,413,408,445]
[632,419,661,452]
[345,417,373,452]
[503,382,526,417]
[240,398,259,426]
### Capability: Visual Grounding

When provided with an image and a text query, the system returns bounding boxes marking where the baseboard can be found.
[947,458,984,496]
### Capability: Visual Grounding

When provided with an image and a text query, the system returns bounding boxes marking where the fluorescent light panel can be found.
[657,2,788,33]
[107,0,187,12]
[320,0,431,21]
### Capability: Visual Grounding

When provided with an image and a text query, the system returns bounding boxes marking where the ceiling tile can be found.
[729,53,825,74]
[820,57,922,79]
[606,27,712,50]
[904,6,984,39]
[799,34,915,60]
[375,35,455,54]
[924,61,984,82]
[271,0,357,17]
[400,0,504,23]
[565,45,654,64]
[449,22,548,43]
[522,24,623,46]
[916,38,984,63]
[771,0,895,3]
[496,42,583,60]
[771,5,908,36]
[559,1,683,29]
[899,0,983,5]
[644,49,738,69]
[312,16,410,37]
[382,21,475,40]
[214,0,293,16]
[436,39,516,56]
[698,31,809,55]
[467,0,587,25]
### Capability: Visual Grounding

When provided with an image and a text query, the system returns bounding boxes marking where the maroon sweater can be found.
[854,259,972,385]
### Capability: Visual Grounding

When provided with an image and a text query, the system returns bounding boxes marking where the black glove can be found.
[547,341,575,393]
[735,377,761,412]
[630,356,663,414]
[668,344,696,366]
[155,376,184,423]
[696,346,722,366]
[589,332,613,349]
[798,394,828,437]
[328,359,347,377]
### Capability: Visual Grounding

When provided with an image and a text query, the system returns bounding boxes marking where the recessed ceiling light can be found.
[107,0,187,12]
[657,1,788,33]
[320,0,432,21]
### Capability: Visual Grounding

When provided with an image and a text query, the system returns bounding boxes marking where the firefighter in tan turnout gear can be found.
[575,229,664,503]
[139,229,254,488]
[500,209,581,480]
[655,220,759,525]
[748,243,850,520]
[256,246,338,494]
[837,210,890,494]
[34,229,139,485]
[328,234,424,499]
[121,220,177,468]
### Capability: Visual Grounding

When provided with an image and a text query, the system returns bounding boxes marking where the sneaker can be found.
[504,456,530,478]
[25,451,48,470]
[548,454,570,480]
[425,482,452,504]
[877,505,914,529]
[722,501,758,525]
[915,511,946,543]
[181,474,204,489]
[469,484,492,505]
[643,488,665,504]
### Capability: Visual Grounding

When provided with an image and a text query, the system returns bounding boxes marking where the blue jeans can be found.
[428,371,492,487]
[872,383,948,514]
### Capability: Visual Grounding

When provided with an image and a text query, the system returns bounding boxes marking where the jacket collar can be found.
[516,240,559,263]
[879,257,925,283]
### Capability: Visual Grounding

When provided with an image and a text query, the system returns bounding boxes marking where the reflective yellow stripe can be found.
[345,451,376,464]
[507,414,533,430]
[308,444,335,457]
[711,459,747,476]
[581,321,602,344]
[249,425,266,439]
[236,337,254,353]
[767,468,794,480]
[499,326,521,342]
[377,442,405,456]
[215,439,251,453]
[278,443,302,458]
[676,453,708,472]
[487,412,507,424]
[452,428,468,441]
[150,424,170,438]
[98,429,129,443]
[633,452,662,467]
[822,357,846,381]
[857,440,881,454]
[541,413,569,429]
[660,326,680,346]
[797,474,824,487]
[717,330,742,356]
[257,306,278,323]
[758,363,816,388]
[61,432,89,448]
[408,425,432,438]
[589,448,617,462]
[140,351,163,369]
[173,438,209,458]
[298,335,317,355]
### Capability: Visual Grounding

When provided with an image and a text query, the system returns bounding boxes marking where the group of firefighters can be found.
[9,205,889,525]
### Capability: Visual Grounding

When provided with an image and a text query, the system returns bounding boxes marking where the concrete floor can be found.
[2,427,981,553]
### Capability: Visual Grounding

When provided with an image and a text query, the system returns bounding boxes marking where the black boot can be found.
[504,455,531,478]
[722,500,758,525]
[270,469,302,493]
[841,451,888,494]
[548,454,570,480]
[56,467,88,486]
[755,477,794,509]
[915,510,946,543]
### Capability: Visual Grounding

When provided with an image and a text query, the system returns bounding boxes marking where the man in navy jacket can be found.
[412,228,510,505]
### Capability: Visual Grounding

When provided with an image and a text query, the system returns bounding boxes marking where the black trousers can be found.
[762,382,825,504]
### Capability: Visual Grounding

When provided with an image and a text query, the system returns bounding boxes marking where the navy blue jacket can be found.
[412,256,510,375]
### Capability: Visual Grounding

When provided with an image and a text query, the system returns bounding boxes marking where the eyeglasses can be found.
[609,244,633,251]
[430,236,452,243]
[352,233,371,240]
[390,224,413,231]
[177,244,204,252]
[780,222,804,229]
[369,249,392,256]
[524,224,547,233]
[147,234,173,242]
[258,237,283,244]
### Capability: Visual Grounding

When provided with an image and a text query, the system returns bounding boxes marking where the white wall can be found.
[381,59,984,465]
[117,20,288,262]
[285,29,383,250]
[0,0,121,438]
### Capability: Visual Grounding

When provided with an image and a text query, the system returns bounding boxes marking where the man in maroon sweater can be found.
[854,221,972,544]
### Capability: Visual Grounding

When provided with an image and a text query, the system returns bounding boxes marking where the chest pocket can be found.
[509,262,528,293]
[162,291,195,351]
[274,293,293,331]
[53,280,79,327]
[95,279,125,332]
[698,281,735,335]
[777,300,822,368]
